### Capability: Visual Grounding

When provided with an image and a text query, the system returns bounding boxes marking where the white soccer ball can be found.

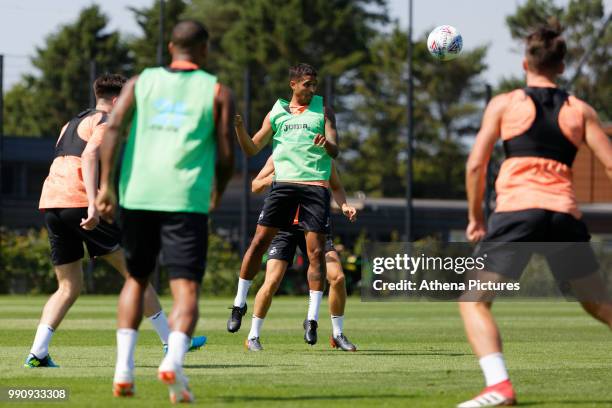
[427,25,463,61]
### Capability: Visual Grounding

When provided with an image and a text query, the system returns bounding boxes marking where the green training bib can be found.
[269,95,331,181]
[119,67,217,213]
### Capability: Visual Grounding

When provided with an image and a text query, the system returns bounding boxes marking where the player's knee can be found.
[260,282,278,298]
[58,280,82,302]
[250,235,271,254]
[328,272,345,288]
[176,300,199,320]
[307,246,325,264]
[265,277,282,293]
[129,275,149,287]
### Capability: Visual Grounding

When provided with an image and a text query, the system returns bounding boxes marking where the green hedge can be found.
[0,227,366,296]
[1,228,56,294]
[0,227,251,296]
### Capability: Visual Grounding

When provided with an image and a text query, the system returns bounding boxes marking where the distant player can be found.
[96,20,234,403]
[244,157,357,351]
[458,23,612,407]
[24,74,205,369]
[229,63,339,344]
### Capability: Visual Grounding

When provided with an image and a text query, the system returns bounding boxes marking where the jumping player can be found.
[24,74,205,369]
[96,20,235,403]
[458,23,612,407]
[228,63,339,344]
[244,157,357,351]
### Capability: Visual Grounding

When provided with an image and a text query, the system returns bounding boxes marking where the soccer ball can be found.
[427,25,463,61]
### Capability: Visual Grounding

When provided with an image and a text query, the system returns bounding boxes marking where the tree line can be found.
[4,0,609,199]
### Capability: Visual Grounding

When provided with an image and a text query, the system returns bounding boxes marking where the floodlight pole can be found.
[325,75,334,107]
[0,55,4,226]
[157,0,165,66]
[151,0,165,293]
[89,60,96,108]
[484,84,493,221]
[240,67,251,256]
[405,0,414,242]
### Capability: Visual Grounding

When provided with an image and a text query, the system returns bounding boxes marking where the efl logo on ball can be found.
[427,25,463,61]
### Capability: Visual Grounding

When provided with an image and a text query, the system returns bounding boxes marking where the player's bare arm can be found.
[252,156,275,194]
[583,102,612,181]
[235,112,273,157]
[80,126,102,230]
[96,76,137,221]
[313,106,339,158]
[329,162,356,222]
[465,93,507,242]
[211,84,236,211]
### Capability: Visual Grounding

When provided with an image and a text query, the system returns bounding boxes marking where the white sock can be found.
[160,331,190,371]
[30,324,54,358]
[114,328,138,380]
[307,291,323,321]
[248,316,264,339]
[149,310,170,345]
[331,315,344,337]
[479,352,509,386]
[233,278,252,307]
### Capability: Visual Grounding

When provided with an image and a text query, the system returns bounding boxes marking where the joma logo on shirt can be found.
[283,123,308,132]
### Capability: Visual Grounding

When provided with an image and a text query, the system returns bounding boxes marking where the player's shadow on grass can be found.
[220,393,414,403]
[185,364,272,369]
[519,400,612,406]
[139,364,271,369]
[310,349,470,357]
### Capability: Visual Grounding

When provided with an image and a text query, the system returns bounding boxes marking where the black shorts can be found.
[475,209,599,281]
[118,208,208,283]
[44,208,121,266]
[258,182,330,233]
[267,225,335,266]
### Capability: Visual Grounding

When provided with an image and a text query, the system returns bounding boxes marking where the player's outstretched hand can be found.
[466,219,486,242]
[96,186,117,223]
[80,204,100,230]
[342,204,357,222]
[313,133,327,147]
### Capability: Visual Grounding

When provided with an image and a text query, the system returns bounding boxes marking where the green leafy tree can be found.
[340,27,488,198]
[561,0,610,119]
[501,0,610,119]
[128,0,188,72]
[186,0,387,128]
[3,79,44,137]
[4,5,130,137]
[505,0,564,38]
[495,76,526,95]
[338,28,408,197]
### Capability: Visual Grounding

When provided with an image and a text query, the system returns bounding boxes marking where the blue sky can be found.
[0,0,610,90]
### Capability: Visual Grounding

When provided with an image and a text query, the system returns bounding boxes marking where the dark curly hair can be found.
[289,63,318,81]
[93,73,127,100]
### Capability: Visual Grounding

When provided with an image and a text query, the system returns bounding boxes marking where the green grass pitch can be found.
[0,296,611,407]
